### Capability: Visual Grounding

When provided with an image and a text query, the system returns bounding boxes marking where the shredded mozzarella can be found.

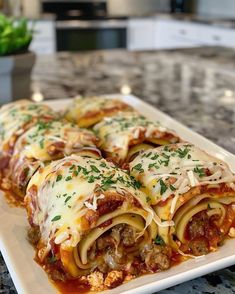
[84,194,105,211]
[170,193,179,214]
[54,231,69,244]
[187,170,198,187]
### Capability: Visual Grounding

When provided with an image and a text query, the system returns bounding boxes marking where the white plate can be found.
[1,94,235,294]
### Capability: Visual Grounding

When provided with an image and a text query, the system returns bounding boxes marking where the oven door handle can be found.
[56,20,127,29]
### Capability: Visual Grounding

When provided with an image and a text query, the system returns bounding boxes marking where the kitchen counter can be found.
[153,13,235,28]
[2,46,235,293]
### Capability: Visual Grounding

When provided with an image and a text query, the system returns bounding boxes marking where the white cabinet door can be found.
[127,18,155,50]
[29,20,56,55]
[198,25,235,48]
[128,17,235,51]
[154,19,202,49]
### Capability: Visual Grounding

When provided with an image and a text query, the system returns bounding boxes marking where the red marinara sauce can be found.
[53,279,90,294]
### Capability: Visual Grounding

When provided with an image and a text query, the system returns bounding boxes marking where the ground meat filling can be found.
[140,244,171,272]
[185,211,223,256]
[87,224,171,276]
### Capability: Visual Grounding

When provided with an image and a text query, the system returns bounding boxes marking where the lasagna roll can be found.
[130,143,235,256]
[25,155,173,291]
[94,112,180,164]
[65,96,133,128]
[9,120,100,197]
[0,100,57,171]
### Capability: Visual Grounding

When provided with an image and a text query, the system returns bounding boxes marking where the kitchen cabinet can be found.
[154,19,202,49]
[127,18,155,50]
[199,25,235,48]
[128,18,235,51]
[29,20,56,55]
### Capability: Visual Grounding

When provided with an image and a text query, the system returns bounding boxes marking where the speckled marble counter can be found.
[2,47,235,293]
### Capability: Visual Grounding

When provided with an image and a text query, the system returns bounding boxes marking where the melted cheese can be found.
[129,143,235,212]
[26,155,153,254]
[94,112,178,163]
[65,96,132,127]
[13,120,98,161]
[0,100,57,149]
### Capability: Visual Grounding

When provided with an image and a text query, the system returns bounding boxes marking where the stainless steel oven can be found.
[42,0,127,51]
[56,20,127,51]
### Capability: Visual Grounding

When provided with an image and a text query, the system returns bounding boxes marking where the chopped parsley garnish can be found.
[163,145,169,152]
[132,178,142,189]
[170,185,176,191]
[65,196,72,204]
[65,176,72,181]
[176,147,190,158]
[148,162,159,170]
[100,175,116,191]
[162,153,170,160]
[159,179,168,195]
[28,104,39,111]
[56,174,62,182]
[100,162,107,167]
[193,166,205,178]
[73,170,78,176]
[91,165,100,173]
[69,165,75,170]
[22,114,33,122]
[88,175,96,183]
[158,159,169,166]
[145,152,152,158]
[150,154,159,160]
[82,167,90,175]
[37,121,53,131]
[39,138,44,149]
[51,215,61,222]
[155,235,165,246]
[132,163,144,173]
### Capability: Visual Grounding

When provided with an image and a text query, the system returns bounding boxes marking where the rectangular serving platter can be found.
[1,94,235,294]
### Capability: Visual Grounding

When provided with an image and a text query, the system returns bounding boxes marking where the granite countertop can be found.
[2,46,235,293]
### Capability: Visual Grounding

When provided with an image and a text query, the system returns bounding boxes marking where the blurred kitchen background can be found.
[2,0,235,54]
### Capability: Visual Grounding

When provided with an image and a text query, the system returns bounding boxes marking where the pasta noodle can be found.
[129,143,235,256]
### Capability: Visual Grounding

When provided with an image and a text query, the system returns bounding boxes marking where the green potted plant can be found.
[0,13,35,103]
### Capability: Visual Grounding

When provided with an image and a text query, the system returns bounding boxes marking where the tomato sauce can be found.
[53,279,90,294]
[0,184,24,207]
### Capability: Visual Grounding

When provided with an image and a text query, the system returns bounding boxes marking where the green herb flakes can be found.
[51,215,61,222]
[155,235,165,246]
[159,179,168,195]
[56,174,62,182]
[65,196,72,204]
[91,165,100,173]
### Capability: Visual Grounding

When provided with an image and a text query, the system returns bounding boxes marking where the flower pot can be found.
[0,51,36,104]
